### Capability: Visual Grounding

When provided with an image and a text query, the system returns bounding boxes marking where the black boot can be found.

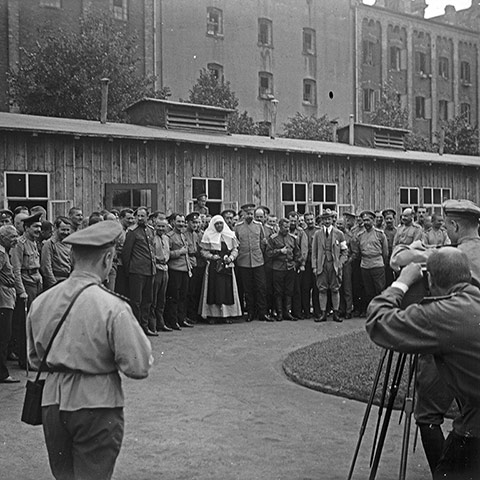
[332,310,342,323]
[419,424,445,475]
[275,296,283,321]
[283,297,297,321]
[315,311,328,322]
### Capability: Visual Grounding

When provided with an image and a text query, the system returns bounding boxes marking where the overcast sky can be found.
[363,0,472,18]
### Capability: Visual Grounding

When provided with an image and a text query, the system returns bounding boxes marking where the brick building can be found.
[0,0,161,111]
[355,0,480,142]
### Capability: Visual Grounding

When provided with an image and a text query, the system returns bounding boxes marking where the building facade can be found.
[355,0,480,142]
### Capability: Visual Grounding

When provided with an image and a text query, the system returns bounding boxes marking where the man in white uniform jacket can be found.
[27,220,153,480]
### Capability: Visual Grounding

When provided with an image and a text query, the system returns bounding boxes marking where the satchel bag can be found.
[21,282,96,426]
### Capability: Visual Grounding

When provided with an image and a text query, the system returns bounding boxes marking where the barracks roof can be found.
[0,112,479,168]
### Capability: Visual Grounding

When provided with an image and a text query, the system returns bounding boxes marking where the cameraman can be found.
[366,248,480,479]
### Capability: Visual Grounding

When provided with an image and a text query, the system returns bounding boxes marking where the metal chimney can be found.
[100,78,110,124]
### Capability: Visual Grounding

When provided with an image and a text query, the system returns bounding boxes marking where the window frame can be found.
[281,182,307,217]
[389,45,401,71]
[415,96,425,119]
[303,79,317,105]
[311,183,338,217]
[258,72,274,99]
[110,0,127,21]
[460,61,471,85]
[207,62,224,82]
[423,187,451,214]
[363,40,375,66]
[415,51,428,75]
[438,56,449,79]
[438,99,448,122]
[191,177,224,215]
[302,28,316,55]
[363,88,375,112]
[258,18,273,47]
[399,187,419,208]
[206,7,223,37]
[4,171,50,202]
[105,183,157,211]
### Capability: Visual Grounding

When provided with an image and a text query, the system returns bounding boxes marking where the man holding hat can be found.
[311,209,348,322]
[356,210,388,307]
[10,211,43,368]
[27,220,152,480]
[234,203,269,322]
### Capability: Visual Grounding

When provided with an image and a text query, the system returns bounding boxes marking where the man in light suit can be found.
[311,209,348,322]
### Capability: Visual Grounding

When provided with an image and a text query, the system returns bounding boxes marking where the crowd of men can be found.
[0,195,450,383]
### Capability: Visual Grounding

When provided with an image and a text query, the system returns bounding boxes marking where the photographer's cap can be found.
[443,199,480,218]
[64,220,122,247]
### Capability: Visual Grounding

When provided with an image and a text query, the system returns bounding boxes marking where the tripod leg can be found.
[370,349,394,466]
[347,349,388,480]
[369,352,407,480]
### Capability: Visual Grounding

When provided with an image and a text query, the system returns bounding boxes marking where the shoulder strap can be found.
[34,282,97,382]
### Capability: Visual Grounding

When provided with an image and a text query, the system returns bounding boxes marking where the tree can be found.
[188,69,263,134]
[439,115,479,156]
[404,132,436,153]
[8,12,170,122]
[370,79,409,129]
[282,113,333,142]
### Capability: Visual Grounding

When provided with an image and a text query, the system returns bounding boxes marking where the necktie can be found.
[325,228,329,238]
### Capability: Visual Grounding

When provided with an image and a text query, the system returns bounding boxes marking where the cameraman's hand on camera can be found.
[397,262,423,288]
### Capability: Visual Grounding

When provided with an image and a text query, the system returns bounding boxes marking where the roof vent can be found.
[125,98,234,134]
[337,123,410,150]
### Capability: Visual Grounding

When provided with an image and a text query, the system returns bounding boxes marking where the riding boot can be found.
[275,296,283,321]
[283,297,297,321]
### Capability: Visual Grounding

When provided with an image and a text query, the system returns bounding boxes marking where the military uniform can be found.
[122,224,156,334]
[422,228,450,247]
[27,221,152,480]
[393,223,423,247]
[266,231,299,320]
[263,223,277,318]
[40,233,72,289]
[234,218,267,320]
[289,226,308,318]
[185,226,203,323]
[150,231,170,332]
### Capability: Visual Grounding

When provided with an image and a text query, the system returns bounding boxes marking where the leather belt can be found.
[47,367,116,375]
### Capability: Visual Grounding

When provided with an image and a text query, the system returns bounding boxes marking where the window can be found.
[311,183,337,217]
[461,103,471,123]
[281,182,307,217]
[303,28,316,55]
[439,100,448,121]
[207,7,223,36]
[192,177,223,215]
[390,46,401,71]
[105,183,157,211]
[363,40,375,66]
[415,96,425,119]
[461,61,471,84]
[423,187,451,214]
[5,172,49,211]
[399,187,419,207]
[258,18,273,47]
[207,63,224,82]
[363,88,376,112]
[110,0,127,21]
[258,72,273,99]
[415,51,427,75]
[303,79,316,105]
[438,56,449,79]
[40,0,61,7]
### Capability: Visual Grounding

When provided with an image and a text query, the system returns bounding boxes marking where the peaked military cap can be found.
[382,208,396,217]
[186,212,200,222]
[221,209,236,217]
[342,211,356,219]
[196,193,207,201]
[443,199,480,218]
[257,205,271,215]
[23,212,43,226]
[64,220,122,247]
[0,209,13,221]
[360,210,376,220]
[241,203,256,211]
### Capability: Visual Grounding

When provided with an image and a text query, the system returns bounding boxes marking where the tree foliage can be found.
[282,113,333,142]
[439,115,479,156]
[8,12,170,122]
[404,132,436,153]
[370,79,409,129]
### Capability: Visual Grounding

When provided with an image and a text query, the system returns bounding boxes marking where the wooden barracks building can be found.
[1,100,479,219]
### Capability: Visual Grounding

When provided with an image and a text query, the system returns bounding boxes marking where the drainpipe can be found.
[349,114,355,146]
[100,78,110,124]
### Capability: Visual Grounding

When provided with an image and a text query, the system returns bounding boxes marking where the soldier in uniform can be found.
[221,209,236,230]
[393,207,423,248]
[356,210,388,308]
[416,205,428,230]
[121,207,157,336]
[0,209,13,226]
[301,212,320,319]
[165,213,194,330]
[185,212,203,324]
[193,193,209,215]
[10,212,43,369]
[234,204,269,322]
[114,208,135,298]
[68,207,84,232]
[374,210,384,230]
[0,225,19,383]
[382,208,398,286]
[27,220,152,480]
[339,212,357,319]
[422,213,450,247]
[312,209,348,322]
[266,219,299,321]
[262,207,278,320]
[367,248,480,479]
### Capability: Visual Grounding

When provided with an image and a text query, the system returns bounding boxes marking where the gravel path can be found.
[0,318,433,479]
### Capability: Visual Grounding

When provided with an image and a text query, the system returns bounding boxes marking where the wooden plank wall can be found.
[0,130,479,217]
